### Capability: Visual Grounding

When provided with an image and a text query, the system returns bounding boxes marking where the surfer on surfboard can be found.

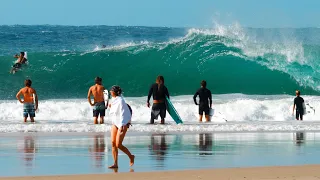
[193,80,212,122]
[147,75,170,124]
[87,77,106,124]
[11,52,28,73]
[293,90,304,121]
[16,79,38,123]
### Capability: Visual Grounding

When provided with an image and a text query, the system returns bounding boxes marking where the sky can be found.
[0,0,319,28]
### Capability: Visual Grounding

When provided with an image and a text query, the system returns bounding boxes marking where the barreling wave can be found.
[0,24,320,100]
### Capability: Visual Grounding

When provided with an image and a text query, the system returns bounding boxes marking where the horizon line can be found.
[0,24,320,29]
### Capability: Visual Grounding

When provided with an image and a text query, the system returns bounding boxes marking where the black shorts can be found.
[199,105,209,115]
[151,103,166,120]
[13,63,22,68]
[296,109,303,120]
[93,102,105,117]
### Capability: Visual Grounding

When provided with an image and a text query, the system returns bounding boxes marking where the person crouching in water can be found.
[147,75,170,124]
[293,90,304,121]
[87,77,106,124]
[193,80,212,122]
[108,85,134,168]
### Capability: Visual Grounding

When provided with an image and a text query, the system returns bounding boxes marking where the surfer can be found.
[108,85,135,168]
[87,77,106,124]
[11,52,27,73]
[16,79,38,123]
[293,90,304,121]
[147,75,170,124]
[193,80,212,122]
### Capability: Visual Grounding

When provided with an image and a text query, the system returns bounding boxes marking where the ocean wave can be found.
[0,94,319,132]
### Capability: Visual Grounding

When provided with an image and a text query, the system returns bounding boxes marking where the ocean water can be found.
[1,24,320,132]
[0,132,319,177]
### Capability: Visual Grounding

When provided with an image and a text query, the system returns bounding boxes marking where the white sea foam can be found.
[0,94,319,133]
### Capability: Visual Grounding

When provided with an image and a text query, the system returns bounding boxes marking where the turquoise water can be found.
[1,132,320,177]
[1,25,320,99]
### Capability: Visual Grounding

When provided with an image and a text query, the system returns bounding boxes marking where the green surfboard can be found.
[165,96,183,124]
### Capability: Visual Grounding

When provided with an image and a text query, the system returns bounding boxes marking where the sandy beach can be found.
[2,165,320,180]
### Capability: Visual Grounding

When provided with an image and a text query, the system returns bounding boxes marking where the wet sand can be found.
[3,165,320,180]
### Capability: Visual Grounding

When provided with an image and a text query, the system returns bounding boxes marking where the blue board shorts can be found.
[23,103,35,118]
[93,102,105,117]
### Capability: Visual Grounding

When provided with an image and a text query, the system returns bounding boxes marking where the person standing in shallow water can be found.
[108,85,134,168]
[193,80,212,122]
[147,75,170,124]
[87,77,106,124]
[293,90,304,121]
[16,79,38,123]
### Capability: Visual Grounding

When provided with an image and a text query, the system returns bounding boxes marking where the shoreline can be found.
[2,165,320,180]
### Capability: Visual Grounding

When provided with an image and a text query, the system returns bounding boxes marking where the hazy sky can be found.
[0,0,319,27]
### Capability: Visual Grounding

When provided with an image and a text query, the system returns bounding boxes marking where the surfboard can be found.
[165,96,183,124]
[103,90,109,107]
[302,102,307,115]
[290,103,315,115]
[32,93,39,113]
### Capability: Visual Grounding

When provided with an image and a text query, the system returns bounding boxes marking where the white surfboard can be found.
[302,102,307,115]
[290,103,315,115]
[32,93,39,113]
[103,90,109,107]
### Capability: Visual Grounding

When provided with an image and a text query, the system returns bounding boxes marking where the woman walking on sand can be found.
[108,85,135,168]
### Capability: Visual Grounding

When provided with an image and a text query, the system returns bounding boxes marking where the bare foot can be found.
[130,155,135,166]
[108,164,118,169]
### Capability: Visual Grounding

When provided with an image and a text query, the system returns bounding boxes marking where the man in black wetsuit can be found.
[193,80,212,122]
[293,90,304,121]
[147,75,169,124]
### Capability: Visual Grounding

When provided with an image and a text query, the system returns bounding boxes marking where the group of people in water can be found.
[15,72,305,168]
[15,75,214,168]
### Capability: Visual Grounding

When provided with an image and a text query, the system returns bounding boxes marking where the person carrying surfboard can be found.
[108,85,135,169]
[16,79,38,123]
[193,80,212,122]
[293,90,304,121]
[147,75,170,124]
[87,77,106,124]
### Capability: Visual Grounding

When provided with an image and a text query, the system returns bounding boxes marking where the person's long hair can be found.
[156,76,164,91]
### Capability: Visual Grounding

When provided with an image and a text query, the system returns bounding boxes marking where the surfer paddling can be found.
[293,90,304,121]
[193,80,212,122]
[147,75,170,124]
[16,79,38,123]
[87,77,106,124]
[11,52,27,73]
[108,85,134,169]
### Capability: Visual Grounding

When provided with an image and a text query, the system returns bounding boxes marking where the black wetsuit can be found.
[193,87,212,115]
[12,58,27,69]
[147,83,169,123]
[294,96,304,120]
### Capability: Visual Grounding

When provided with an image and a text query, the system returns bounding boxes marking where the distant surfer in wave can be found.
[293,90,304,121]
[16,79,38,123]
[193,80,212,122]
[108,85,134,168]
[11,52,28,72]
[87,77,106,124]
[147,75,170,124]
[11,52,28,73]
